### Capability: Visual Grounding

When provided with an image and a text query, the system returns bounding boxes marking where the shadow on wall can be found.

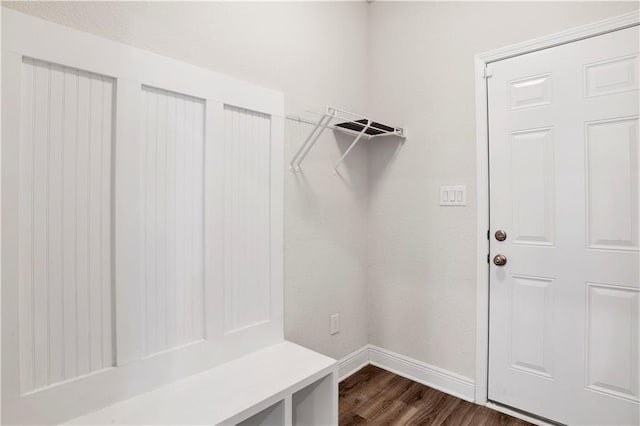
[332,130,371,191]
[330,127,405,192]
[365,135,404,191]
[285,119,370,194]
[285,119,320,214]
[285,117,404,192]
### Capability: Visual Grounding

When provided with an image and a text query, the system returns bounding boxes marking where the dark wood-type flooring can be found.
[339,365,532,426]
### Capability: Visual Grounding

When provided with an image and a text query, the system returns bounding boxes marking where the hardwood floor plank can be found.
[402,390,461,425]
[367,400,418,425]
[354,375,416,420]
[439,399,477,426]
[339,412,367,426]
[339,365,532,426]
[339,366,397,416]
[340,365,394,397]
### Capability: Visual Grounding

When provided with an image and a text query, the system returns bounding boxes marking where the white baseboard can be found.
[368,345,476,402]
[338,345,476,402]
[338,346,370,381]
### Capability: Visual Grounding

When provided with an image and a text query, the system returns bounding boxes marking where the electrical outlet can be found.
[330,313,340,335]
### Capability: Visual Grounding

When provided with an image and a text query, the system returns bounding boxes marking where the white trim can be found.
[474,50,491,406]
[1,6,5,419]
[368,345,475,403]
[480,10,640,64]
[338,345,475,402]
[338,345,370,381]
[473,10,640,406]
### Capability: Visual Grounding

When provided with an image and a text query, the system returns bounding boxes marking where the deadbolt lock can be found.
[495,230,507,241]
[493,254,507,266]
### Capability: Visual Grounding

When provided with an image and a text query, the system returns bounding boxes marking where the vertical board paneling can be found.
[142,88,157,355]
[192,99,205,341]
[101,79,114,367]
[32,60,50,390]
[88,76,103,371]
[61,68,78,379]
[140,86,205,357]
[75,70,90,377]
[19,56,35,394]
[165,94,177,349]
[48,65,64,385]
[175,97,186,345]
[18,58,115,394]
[3,11,285,423]
[223,105,272,333]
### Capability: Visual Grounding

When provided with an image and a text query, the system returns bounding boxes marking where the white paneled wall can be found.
[18,58,114,394]
[2,9,284,424]
[140,86,205,356]
[222,106,272,333]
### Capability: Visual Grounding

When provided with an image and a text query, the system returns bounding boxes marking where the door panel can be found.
[584,54,639,98]
[509,275,555,379]
[586,283,639,402]
[585,117,639,250]
[511,128,555,246]
[509,73,552,109]
[488,25,639,425]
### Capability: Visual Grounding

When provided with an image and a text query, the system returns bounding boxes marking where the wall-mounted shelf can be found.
[288,106,407,173]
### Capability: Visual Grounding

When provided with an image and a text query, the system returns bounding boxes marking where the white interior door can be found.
[488,26,639,425]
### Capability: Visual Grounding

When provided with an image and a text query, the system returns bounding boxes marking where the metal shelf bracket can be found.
[287,106,407,173]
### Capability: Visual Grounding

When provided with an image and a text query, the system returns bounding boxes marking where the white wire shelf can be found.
[287,106,407,173]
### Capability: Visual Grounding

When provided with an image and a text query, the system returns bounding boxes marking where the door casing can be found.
[474,10,640,406]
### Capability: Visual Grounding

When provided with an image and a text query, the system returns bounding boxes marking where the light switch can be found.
[440,185,466,206]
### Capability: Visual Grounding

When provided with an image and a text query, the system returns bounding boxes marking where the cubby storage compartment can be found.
[237,400,286,426]
[292,374,336,425]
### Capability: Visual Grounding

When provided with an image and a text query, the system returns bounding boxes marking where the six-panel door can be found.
[488,26,639,425]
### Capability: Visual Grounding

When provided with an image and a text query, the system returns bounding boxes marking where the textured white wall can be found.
[367,1,639,379]
[3,1,371,360]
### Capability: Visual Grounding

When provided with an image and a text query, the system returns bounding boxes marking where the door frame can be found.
[473,10,640,405]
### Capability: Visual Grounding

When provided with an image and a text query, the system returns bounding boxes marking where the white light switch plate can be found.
[440,185,466,206]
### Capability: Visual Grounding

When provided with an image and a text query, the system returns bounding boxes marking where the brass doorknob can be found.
[495,230,507,241]
[493,254,507,266]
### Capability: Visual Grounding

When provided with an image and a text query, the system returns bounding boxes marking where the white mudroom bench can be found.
[2,10,341,426]
[65,342,338,425]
